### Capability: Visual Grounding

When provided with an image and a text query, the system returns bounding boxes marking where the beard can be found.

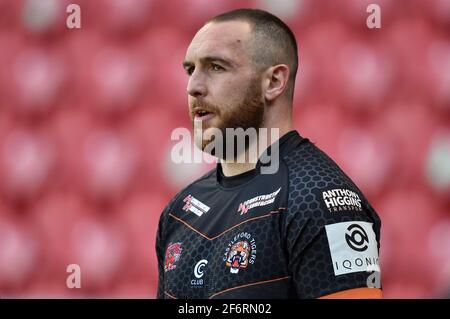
[190,78,265,159]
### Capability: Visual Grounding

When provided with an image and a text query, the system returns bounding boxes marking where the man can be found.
[156,8,382,299]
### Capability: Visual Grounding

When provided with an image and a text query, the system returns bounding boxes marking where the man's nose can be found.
[187,70,207,98]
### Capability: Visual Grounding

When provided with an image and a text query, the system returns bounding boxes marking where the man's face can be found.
[183,21,265,151]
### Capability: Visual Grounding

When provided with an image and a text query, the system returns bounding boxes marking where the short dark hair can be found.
[208,8,299,100]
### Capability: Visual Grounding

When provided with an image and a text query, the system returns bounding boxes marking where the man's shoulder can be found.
[282,138,376,221]
[283,138,357,191]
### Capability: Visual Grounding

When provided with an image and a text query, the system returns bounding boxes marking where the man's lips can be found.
[194,113,215,121]
[193,109,216,121]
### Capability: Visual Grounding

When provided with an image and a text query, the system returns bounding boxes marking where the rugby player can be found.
[156,8,382,299]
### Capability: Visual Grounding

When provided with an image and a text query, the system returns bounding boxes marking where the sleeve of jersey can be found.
[283,152,382,298]
[155,205,170,299]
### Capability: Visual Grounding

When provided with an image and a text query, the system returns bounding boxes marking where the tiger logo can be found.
[226,241,250,274]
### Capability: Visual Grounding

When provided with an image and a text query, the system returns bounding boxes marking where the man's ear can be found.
[263,64,290,102]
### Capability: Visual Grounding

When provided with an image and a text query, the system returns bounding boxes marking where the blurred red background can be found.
[0,0,449,298]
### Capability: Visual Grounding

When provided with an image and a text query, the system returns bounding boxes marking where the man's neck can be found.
[220,161,256,177]
[220,125,291,177]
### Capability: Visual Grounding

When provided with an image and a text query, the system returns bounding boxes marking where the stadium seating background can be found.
[0,0,449,298]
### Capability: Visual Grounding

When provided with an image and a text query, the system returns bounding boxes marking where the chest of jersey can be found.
[162,173,292,299]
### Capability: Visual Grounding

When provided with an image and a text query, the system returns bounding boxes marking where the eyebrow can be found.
[182,56,234,69]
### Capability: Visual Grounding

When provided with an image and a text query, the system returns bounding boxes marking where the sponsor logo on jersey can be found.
[223,232,257,274]
[345,224,369,251]
[322,188,362,213]
[191,259,208,287]
[325,221,380,276]
[182,195,210,217]
[237,187,281,215]
[164,242,182,272]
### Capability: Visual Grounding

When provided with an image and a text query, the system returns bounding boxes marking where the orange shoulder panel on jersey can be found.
[319,288,382,299]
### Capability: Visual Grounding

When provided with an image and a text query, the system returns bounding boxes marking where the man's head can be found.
[183,8,298,152]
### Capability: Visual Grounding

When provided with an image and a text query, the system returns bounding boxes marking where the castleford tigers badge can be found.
[223,232,257,274]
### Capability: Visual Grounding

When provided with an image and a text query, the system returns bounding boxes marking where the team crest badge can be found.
[223,232,257,274]
[164,242,182,272]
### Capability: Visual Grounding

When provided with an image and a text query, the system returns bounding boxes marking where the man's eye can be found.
[211,64,224,72]
[186,67,195,76]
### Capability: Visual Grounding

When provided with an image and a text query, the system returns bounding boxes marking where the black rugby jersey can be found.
[156,130,381,299]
